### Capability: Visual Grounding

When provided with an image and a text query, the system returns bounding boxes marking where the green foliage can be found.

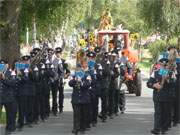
[138,58,152,73]
[0,109,6,124]
[137,0,180,37]
[148,38,178,62]
[19,0,91,42]
[83,0,148,35]
[148,40,167,62]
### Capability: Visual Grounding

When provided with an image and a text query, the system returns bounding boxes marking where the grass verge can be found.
[0,108,6,124]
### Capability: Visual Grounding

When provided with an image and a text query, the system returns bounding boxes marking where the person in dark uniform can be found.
[98,52,111,122]
[0,60,17,134]
[32,65,43,123]
[69,63,91,135]
[173,50,180,126]
[108,51,119,119]
[147,58,174,134]
[51,47,70,115]
[118,63,126,114]
[45,61,56,118]
[41,63,49,120]
[86,51,97,127]
[16,56,34,130]
[113,63,121,116]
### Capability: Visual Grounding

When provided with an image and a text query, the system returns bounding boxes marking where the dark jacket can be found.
[40,69,50,95]
[69,77,91,104]
[32,70,41,94]
[109,64,120,90]
[148,70,176,102]
[0,78,16,103]
[99,61,111,90]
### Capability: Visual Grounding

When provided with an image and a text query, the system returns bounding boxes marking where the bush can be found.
[148,40,167,62]
[148,38,178,62]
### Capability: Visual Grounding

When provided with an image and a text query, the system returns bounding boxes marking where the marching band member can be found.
[51,47,70,115]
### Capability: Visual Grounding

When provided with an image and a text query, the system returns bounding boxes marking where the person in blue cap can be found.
[172,48,180,126]
[0,60,17,134]
[69,62,91,135]
[147,57,176,134]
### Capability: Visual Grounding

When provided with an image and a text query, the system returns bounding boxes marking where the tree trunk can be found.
[178,36,180,50]
[0,0,21,66]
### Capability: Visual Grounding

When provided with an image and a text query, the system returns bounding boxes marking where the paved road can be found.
[1,74,180,135]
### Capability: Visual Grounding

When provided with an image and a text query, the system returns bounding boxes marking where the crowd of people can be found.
[69,48,129,134]
[0,44,70,134]
[147,46,180,134]
[0,37,132,135]
[1,33,179,135]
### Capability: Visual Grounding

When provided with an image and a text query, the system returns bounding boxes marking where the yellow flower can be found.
[79,39,86,48]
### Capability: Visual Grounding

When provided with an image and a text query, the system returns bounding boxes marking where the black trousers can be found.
[51,84,64,113]
[26,96,34,124]
[153,101,171,131]
[119,91,126,112]
[33,94,45,121]
[72,104,80,131]
[173,98,180,124]
[101,90,108,120]
[173,82,180,124]
[80,104,89,130]
[114,89,119,113]
[108,88,115,116]
[92,95,99,123]
[86,103,91,127]
[4,101,17,131]
[17,96,27,128]
[33,94,40,121]
[44,93,50,118]
[39,94,46,120]
[72,104,88,131]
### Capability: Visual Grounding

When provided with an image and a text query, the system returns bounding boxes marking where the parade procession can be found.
[0,0,180,135]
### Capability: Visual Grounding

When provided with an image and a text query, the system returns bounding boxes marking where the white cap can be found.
[58,59,62,64]
[64,60,68,64]
[115,64,119,68]
[107,61,110,64]
[120,63,125,66]
[11,70,16,76]
[94,70,97,74]
[33,66,38,71]
[86,75,91,80]
[46,59,50,64]
[41,64,45,69]
[98,65,103,70]
[24,68,29,73]
[111,52,117,56]
[33,42,40,49]
[50,64,54,68]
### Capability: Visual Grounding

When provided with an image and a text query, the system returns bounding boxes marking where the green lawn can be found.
[138,58,152,73]
[0,108,6,124]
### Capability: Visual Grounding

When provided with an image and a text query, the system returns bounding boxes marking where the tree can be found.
[0,0,91,64]
[0,0,22,65]
[137,0,180,42]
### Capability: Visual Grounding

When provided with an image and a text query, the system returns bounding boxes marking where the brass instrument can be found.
[30,46,49,67]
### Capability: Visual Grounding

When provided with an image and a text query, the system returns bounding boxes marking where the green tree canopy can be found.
[137,0,180,38]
